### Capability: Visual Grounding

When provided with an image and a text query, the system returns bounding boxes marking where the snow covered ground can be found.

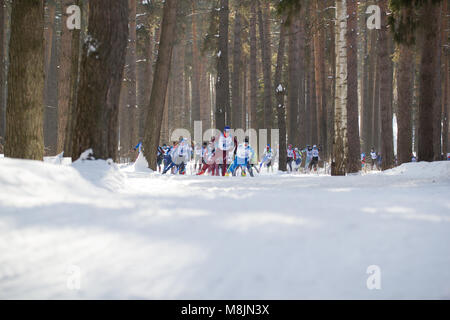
[0,155,449,299]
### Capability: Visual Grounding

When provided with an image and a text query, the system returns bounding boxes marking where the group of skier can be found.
[285,144,321,173]
[149,127,324,176]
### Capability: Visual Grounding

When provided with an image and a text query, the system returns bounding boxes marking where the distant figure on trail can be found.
[370,148,377,170]
[308,145,320,172]
[287,144,294,172]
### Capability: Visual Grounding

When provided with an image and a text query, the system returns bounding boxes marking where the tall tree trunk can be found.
[372,55,380,151]
[63,0,83,156]
[297,13,306,147]
[43,2,58,155]
[128,0,137,149]
[137,3,153,140]
[346,0,360,173]
[191,2,201,128]
[433,1,443,160]
[332,0,348,176]
[275,20,287,172]
[257,0,273,133]
[57,0,76,154]
[70,0,128,160]
[443,0,449,156]
[418,0,439,161]
[288,11,300,146]
[118,0,137,160]
[0,1,5,147]
[311,42,318,144]
[378,0,394,170]
[232,5,242,129]
[5,0,45,160]
[143,0,177,169]
[313,0,327,155]
[215,0,230,131]
[396,9,414,165]
[249,1,258,131]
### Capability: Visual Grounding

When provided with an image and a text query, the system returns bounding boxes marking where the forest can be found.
[0,0,448,175]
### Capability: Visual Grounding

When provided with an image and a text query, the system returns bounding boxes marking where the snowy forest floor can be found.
[0,155,449,299]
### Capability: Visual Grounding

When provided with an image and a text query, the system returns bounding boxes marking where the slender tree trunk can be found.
[396,7,414,165]
[377,0,394,170]
[191,2,201,128]
[57,0,75,154]
[346,0,360,173]
[275,20,287,172]
[257,0,273,133]
[143,0,177,169]
[70,0,128,160]
[64,0,82,156]
[232,5,242,129]
[137,3,153,140]
[297,13,306,147]
[43,2,58,155]
[5,0,45,160]
[332,0,348,176]
[313,0,327,155]
[443,0,449,156]
[0,1,5,146]
[433,2,443,160]
[215,0,230,131]
[249,1,258,131]
[288,11,300,146]
[311,42,318,144]
[418,0,439,161]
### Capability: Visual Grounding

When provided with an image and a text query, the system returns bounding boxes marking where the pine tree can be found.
[5,0,45,160]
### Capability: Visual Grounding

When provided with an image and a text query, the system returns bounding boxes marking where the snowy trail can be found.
[0,158,449,299]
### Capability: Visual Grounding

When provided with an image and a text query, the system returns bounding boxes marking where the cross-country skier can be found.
[294,147,302,172]
[370,148,377,170]
[171,137,191,175]
[302,145,313,173]
[215,126,238,176]
[197,138,219,176]
[308,145,320,172]
[259,145,273,173]
[227,137,255,177]
[361,152,366,171]
[193,143,203,172]
[132,141,143,161]
[287,144,295,172]
[157,144,165,172]
[162,142,176,174]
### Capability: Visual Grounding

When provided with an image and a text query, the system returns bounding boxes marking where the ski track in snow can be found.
[0,157,449,299]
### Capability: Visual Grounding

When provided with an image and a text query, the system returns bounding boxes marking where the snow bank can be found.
[383,161,450,182]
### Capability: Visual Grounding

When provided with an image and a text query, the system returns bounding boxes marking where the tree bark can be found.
[396,7,414,165]
[346,0,360,173]
[137,3,153,140]
[0,1,5,146]
[5,0,45,160]
[288,11,300,146]
[143,0,177,169]
[215,0,230,131]
[63,0,82,157]
[232,5,243,129]
[275,20,287,172]
[418,0,439,161]
[57,0,75,154]
[249,1,258,131]
[191,2,201,128]
[378,0,394,170]
[70,0,129,160]
[257,0,273,133]
[332,0,348,176]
